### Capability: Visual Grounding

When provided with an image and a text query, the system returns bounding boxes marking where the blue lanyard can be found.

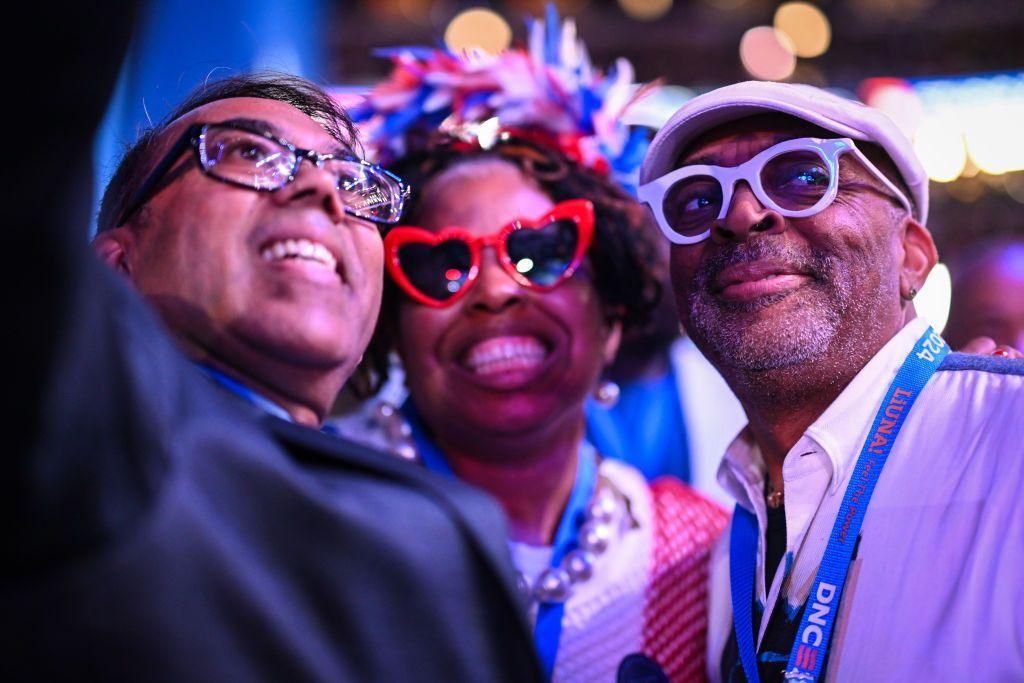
[730,326,949,683]
[194,363,293,422]
[535,442,597,681]
[402,400,598,681]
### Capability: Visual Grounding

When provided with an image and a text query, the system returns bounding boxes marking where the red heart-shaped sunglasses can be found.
[384,199,595,307]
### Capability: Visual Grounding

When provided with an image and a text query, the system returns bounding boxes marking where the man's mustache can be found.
[693,240,833,292]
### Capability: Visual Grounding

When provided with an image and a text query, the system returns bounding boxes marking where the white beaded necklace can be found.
[375,402,626,604]
[515,479,627,605]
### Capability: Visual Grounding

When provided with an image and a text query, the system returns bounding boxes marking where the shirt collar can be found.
[717,427,762,512]
[194,363,294,422]
[718,317,932,507]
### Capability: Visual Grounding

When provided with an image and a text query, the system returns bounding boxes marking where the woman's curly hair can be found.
[348,136,663,398]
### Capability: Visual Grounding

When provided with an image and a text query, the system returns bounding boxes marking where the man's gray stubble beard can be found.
[685,240,850,373]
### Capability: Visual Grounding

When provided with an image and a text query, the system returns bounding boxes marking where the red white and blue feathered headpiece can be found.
[347,6,655,193]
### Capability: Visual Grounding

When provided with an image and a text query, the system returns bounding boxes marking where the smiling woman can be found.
[356,130,726,683]
[391,156,620,441]
[339,11,728,682]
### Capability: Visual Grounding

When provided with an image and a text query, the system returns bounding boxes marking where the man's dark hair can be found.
[96,72,359,233]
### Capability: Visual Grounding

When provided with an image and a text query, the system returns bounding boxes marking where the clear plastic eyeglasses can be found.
[117,122,409,227]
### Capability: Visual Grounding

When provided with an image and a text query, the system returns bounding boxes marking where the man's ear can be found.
[899,218,937,300]
[92,228,135,278]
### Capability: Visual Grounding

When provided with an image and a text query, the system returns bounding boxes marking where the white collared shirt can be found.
[708,317,1024,682]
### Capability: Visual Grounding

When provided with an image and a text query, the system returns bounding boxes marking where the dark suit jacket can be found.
[5,189,541,682]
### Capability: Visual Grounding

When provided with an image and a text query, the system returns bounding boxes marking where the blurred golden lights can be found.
[773,2,831,58]
[917,263,952,334]
[444,8,512,55]
[913,116,967,183]
[865,75,1024,186]
[618,0,673,20]
[740,26,797,81]
[961,104,1024,175]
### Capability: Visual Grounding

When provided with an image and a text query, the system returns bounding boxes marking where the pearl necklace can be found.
[516,480,626,605]
[373,401,624,604]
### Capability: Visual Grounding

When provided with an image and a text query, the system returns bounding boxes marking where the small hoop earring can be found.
[593,380,620,408]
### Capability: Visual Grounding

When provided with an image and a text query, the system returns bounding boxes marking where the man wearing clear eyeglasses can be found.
[9,73,542,682]
[639,81,1024,683]
[92,87,407,427]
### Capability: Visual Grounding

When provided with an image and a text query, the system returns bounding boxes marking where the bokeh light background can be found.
[99,0,1024,331]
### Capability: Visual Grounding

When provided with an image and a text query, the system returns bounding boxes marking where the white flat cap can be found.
[640,80,929,223]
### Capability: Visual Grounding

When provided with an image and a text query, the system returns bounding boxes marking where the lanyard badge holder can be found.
[730,326,949,683]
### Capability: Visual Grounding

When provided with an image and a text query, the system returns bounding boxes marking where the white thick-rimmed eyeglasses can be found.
[638,137,912,245]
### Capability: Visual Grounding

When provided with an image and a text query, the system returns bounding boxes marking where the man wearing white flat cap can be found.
[638,81,1024,683]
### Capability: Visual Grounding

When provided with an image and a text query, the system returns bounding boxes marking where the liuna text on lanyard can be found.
[729,326,948,683]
